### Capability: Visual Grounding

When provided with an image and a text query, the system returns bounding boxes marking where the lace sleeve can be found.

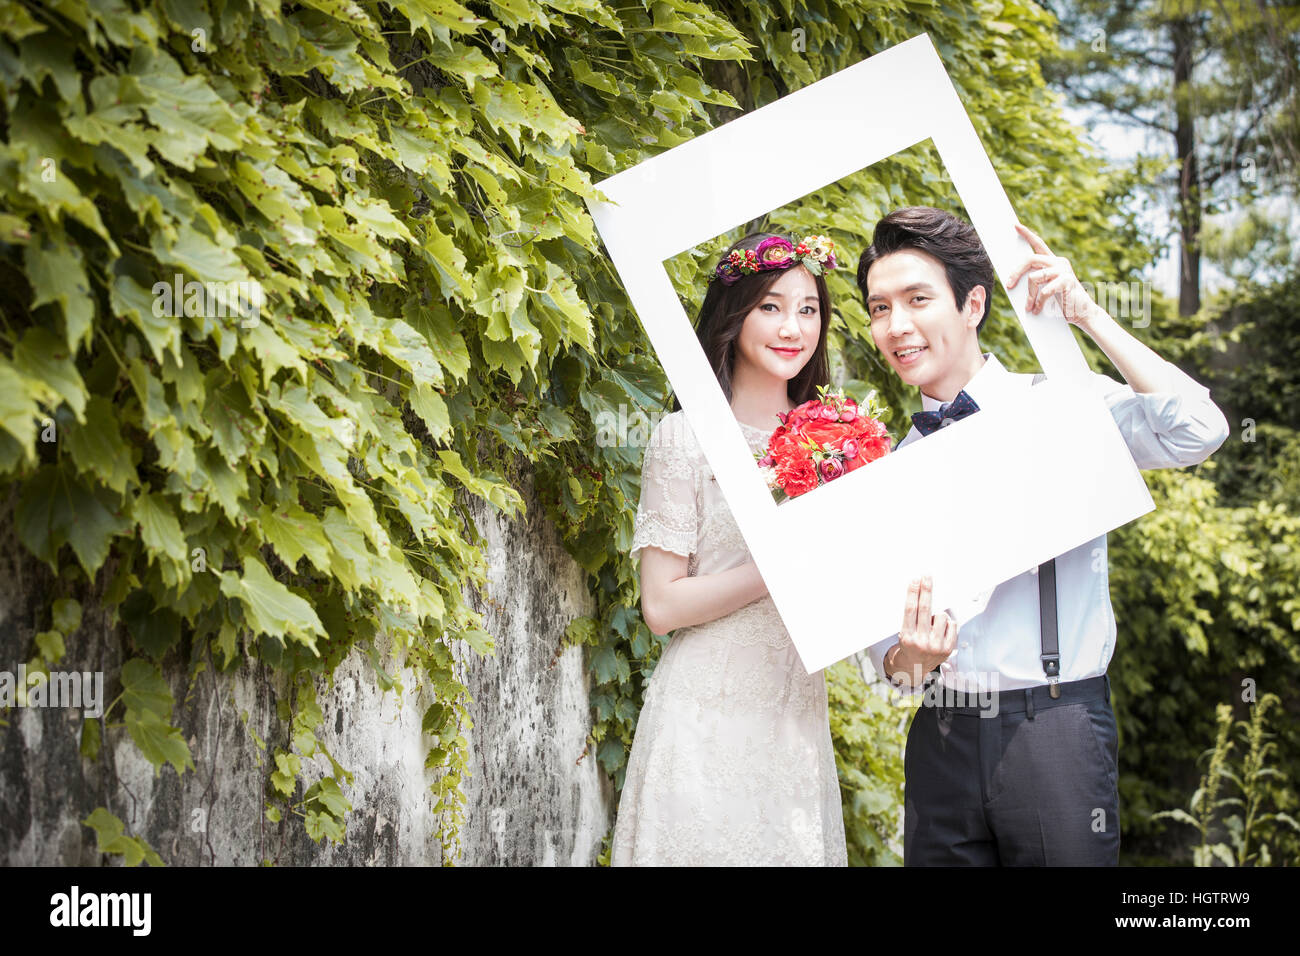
[629,412,700,560]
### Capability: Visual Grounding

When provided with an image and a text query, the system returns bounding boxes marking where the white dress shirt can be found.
[867,352,1230,694]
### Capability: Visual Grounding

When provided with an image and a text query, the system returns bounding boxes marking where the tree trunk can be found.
[1171,17,1202,316]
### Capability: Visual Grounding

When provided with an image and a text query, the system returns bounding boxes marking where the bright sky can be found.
[1063,104,1185,299]
[1063,102,1296,299]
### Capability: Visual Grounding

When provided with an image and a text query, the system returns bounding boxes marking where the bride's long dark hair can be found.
[671,231,833,412]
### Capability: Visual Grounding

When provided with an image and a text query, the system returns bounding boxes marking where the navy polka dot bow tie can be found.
[910,389,981,436]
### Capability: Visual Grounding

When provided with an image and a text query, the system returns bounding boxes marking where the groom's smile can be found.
[893,344,928,366]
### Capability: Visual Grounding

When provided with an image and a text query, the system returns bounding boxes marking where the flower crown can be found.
[709,234,838,285]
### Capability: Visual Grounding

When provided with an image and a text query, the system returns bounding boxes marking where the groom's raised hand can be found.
[1006,223,1105,330]
[884,577,957,690]
[1009,222,1184,395]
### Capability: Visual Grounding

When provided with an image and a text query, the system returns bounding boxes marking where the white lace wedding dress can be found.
[610,409,848,866]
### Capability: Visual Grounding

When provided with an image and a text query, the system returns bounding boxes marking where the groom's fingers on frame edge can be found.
[1034,273,1071,306]
[1016,222,1053,256]
[1006,253,1056,288]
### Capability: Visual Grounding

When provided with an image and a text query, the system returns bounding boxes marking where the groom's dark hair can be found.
[856,207,995,334]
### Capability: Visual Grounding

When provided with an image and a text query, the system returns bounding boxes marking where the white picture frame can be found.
[585,33,1155,674]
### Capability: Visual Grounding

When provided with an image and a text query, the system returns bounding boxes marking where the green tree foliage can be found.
[1042,1,1300,864]
[1044,0,1300,313]
[1201,205,1297,287]
[1100,272,1300,865]
[0,0,1160,864]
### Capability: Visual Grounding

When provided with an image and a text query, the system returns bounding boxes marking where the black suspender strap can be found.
[1038,557,1061,697]
[1030,372,1061,698]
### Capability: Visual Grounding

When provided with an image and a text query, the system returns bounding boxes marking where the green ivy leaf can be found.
[131,491,188,564]
[119,657,192,776]
[34,630,65,664]
[0,358,40,459]
[120,590,182,661]
[110,275,181,365]
[121,657,175,722]
[125,708,194,777]
[220,557,326,654]
[64,396,137,494]
[459,628,494,655]
[82,807,165,866]
[304,776,351,818]
[80,716,101,761]
[15,466,130,574]
[271,751,301,796]
[52,598,81,635]
[22,234,94,354]
[257,501,332,572]
[13,326,88,421]
[409,383,451,441]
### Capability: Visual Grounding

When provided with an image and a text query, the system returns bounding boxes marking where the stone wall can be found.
[0,462,613,866]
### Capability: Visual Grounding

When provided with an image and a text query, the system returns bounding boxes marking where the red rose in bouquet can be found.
[772,454,818,497]
[756,386,892,499]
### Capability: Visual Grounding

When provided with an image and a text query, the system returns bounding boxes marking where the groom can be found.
[859,207,1229,865]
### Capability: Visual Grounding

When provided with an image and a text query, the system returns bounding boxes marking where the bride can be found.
[610,231,849,865]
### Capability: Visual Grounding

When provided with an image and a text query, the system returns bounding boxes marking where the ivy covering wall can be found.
[2,0,1176,865]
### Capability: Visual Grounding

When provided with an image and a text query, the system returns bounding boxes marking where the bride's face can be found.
[733,266,822,385]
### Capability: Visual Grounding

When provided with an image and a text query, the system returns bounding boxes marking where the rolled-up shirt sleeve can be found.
[866,635,896,684]
[1094,360,1230,470]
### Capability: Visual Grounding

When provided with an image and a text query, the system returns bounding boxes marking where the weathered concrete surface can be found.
[0,461,612,866]
[453,460,613,866]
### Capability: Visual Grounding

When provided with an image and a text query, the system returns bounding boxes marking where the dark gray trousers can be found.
[903,675,1120,866]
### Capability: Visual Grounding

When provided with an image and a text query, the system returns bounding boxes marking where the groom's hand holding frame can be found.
[885,577,956,690]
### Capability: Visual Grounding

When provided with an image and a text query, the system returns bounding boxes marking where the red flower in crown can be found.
[755,236,795,267]
[710,233,839,285]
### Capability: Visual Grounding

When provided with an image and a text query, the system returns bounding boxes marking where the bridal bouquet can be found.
[756,386,891,500]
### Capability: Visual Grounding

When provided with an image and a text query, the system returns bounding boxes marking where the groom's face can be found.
[864,248,982,396]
